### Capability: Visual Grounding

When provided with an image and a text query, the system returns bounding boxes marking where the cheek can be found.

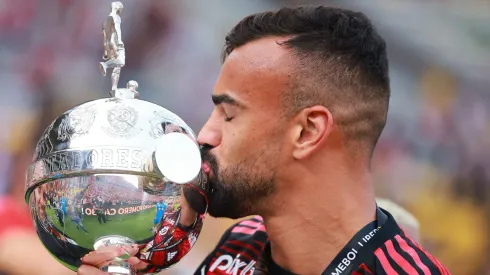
[219,132,246,166]
[219,124,260,163]
[222,122,277,165]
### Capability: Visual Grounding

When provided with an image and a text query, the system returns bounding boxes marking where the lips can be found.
[201,162,215,186]
[201,162,212,174]
[200,162,214,195]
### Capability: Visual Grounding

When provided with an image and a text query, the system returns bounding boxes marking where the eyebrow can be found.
[211,94,242,107]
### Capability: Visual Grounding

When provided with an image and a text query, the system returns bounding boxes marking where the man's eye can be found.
[220,107,234,122]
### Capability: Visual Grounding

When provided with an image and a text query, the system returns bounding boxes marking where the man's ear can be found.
[290,105,333,160]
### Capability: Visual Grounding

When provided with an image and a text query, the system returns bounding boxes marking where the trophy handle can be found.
[94,235,137,275]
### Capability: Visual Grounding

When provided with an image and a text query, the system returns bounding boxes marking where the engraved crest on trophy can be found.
[103,104,142,138]
[57,104,97,141]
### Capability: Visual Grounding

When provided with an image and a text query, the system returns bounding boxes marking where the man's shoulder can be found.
[194,216,268,275]
[228,216,266,237]
[216,216,268,249]
[371,233,451,275]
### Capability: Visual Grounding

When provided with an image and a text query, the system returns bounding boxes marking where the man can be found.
[79,6,450,275]
[53,197,66,227]
[94,198,107,225]
[69,205,89,234]
[60,196,68,217]
[150,201,167,232]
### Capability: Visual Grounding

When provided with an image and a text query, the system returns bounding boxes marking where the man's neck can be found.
[261,172,376,275]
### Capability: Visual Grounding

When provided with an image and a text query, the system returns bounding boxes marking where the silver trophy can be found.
[25,2,208,274]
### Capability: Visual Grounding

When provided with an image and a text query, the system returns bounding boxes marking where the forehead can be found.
[214,37,292,107]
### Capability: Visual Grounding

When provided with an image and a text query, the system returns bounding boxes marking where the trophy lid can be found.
[25,89,201,201]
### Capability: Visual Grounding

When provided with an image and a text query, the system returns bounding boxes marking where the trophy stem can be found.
[94,235,137,275]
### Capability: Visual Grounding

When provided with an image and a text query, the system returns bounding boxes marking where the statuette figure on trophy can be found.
[99,1,125,91]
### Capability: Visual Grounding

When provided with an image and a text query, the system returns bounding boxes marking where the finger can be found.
[121,244,140,257]
[93,246,125,254]
[81,251,125,268]
[77,264,109,275]
[83,245,127,259]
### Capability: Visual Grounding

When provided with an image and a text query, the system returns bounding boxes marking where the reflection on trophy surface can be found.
[25,2,208,274]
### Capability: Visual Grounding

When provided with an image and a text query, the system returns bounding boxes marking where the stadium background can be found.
[0,0,489,274]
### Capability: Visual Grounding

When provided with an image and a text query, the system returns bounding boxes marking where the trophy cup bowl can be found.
[25,94,209,274]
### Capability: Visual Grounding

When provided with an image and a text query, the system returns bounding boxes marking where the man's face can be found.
[198,38,291,218]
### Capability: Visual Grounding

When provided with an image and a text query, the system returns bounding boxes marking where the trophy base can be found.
[94,235,137,275]
[101,262,135,275]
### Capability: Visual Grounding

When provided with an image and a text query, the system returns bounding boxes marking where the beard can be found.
[201,146,277,219]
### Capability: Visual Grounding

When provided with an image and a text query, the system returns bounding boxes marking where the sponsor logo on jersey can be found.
[207,254,256,275]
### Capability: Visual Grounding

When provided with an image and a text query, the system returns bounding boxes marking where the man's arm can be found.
[0,196,74,275]
[0,230,75,275]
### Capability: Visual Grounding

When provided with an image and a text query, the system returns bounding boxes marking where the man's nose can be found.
[197,112,221,148]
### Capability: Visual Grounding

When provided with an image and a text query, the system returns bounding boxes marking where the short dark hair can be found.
[223,6,390,157]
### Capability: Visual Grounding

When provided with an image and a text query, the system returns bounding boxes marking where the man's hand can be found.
[78,245,148,275]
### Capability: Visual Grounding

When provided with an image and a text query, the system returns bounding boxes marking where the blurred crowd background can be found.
[0,0,489,274]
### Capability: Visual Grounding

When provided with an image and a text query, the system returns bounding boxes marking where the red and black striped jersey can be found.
[194,209,451,275]
[138,210,203,273]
